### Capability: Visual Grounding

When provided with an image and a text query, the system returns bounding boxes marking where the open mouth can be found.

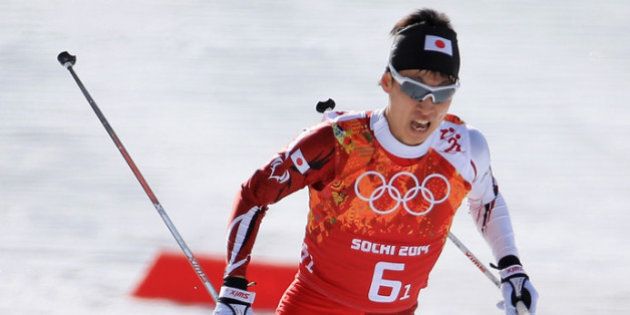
[410,120,430,133]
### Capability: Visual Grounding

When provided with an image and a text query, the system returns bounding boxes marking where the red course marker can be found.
[133,251,297,310]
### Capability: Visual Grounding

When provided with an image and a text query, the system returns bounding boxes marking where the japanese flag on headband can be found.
[290,149,310,174]
[424,35,453,56]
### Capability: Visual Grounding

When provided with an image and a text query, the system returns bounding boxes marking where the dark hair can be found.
[390,8,454,36]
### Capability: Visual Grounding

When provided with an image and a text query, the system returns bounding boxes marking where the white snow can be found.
[1,0,629,314]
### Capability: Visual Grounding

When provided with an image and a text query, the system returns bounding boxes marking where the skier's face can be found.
[381,69,454,146]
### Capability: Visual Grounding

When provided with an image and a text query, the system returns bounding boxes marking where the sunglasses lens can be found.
[401,82,456,103]
[400,82,429,101]
[431,89,456,103]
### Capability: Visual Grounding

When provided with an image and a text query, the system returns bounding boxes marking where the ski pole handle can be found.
[516,301,530,315]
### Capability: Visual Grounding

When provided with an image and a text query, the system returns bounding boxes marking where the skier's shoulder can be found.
[285,109,371,151]
[284,116,340,156]
[323,110,370,125]
[433,113,471,153]
[436,113,490,155]
[433,114,492,180]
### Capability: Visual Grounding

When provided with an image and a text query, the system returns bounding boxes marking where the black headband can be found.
[389,23,460,78]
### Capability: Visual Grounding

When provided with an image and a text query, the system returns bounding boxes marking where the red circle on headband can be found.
[435,40,445,48]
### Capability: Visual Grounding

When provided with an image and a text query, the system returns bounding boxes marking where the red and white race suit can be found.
[224,109,518,313]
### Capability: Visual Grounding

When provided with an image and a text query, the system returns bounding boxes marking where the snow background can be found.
[2,0,629,314]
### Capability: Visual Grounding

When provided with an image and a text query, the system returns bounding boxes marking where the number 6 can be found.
[368,262,405,302]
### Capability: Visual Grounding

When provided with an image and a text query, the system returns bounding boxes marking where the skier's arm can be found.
[467,128,538,314]
[224,122,337,279]
[467,128,518,261]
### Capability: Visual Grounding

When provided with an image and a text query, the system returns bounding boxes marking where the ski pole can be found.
[448,232,501,287]
[448,232,530,315]
[57,51,219,303]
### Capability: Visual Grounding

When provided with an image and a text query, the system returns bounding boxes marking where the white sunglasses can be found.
[389,63,460,103]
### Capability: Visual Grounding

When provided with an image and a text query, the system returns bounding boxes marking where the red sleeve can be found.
[224,121,337,278]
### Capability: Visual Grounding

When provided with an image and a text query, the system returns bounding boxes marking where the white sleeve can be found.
[467,128,519,261]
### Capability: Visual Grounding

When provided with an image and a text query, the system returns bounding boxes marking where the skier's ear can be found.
[380,71,394,93]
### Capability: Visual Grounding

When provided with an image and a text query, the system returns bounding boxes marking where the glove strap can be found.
[219,286,256,305]
[499,264,527,281]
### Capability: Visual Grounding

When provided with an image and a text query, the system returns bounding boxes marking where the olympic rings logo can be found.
[354,171,451,216]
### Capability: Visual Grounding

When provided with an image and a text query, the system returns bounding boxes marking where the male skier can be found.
[213,8,539,315]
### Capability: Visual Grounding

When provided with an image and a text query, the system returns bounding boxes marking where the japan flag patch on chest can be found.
[424,35,453,56]
[290,149,310,174]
